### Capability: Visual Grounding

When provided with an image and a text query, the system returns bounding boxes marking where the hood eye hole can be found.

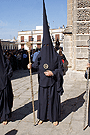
[47,44,49,46]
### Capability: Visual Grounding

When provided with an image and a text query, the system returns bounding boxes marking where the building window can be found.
[55,34,59,41]
[37,35,41,42]
[29,36,33,41]
[21,36,24,42]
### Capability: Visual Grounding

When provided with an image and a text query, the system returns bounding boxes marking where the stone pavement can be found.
[0,68,90,135]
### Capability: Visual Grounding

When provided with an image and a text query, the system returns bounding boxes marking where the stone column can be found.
[67,0,73,26]
[72,0,77,70]
[63,0,73,68]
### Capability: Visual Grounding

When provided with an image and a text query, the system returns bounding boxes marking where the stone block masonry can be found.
[63,0,90,71]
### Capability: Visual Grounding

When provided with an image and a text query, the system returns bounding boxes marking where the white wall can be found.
[18,26,65,50]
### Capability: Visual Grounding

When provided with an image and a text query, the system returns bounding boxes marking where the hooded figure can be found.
[30,0,64,125]
[0,40,13,125]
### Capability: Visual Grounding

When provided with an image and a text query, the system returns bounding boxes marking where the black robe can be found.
[32,0,64,122]
[32,53,63,122]
[0,56,13,123]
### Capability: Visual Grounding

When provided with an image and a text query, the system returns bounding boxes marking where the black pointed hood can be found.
[42,0,51,46]
[0,40,7,91]
[38,0,58,87]
[40,0,57,68]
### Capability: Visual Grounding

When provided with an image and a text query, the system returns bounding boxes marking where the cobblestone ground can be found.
[0,68,90,135]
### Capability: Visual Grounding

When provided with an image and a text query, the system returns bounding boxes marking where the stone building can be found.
[17,26,65,50]
[63,0,90,71]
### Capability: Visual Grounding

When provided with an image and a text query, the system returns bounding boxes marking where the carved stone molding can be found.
[77,22,90,34]
[77,0,90,8]
[77,9,90,21]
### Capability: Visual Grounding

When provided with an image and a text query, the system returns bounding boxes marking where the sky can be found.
[0,0,67,39]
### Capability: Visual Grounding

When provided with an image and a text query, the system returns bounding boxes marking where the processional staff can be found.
[26,42,36,126]
[83,36,90,130]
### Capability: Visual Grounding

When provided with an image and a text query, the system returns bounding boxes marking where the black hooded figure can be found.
[55,38,60,49]
[0,40,13,125]
[30,0,64,125]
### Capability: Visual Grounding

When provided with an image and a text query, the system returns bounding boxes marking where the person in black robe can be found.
[28,0,64,126]
[55,38,60,49]
[0,40,13,125]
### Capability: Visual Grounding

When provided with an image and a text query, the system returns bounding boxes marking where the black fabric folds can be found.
[0,40,7,91]
[0,40,13,122]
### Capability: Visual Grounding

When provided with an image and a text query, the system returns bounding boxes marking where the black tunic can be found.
[0,56,13,123]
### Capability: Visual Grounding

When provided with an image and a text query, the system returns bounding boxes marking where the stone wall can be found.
[63,0,73,69]
[64,0,90,71]
[76,0,90,70]
[67,0,73,26]
[63,34,72,68]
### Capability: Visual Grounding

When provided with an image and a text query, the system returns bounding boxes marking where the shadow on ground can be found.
[61,91,85,121]
[10,92,85,123]
[11,69,38,80]
[11,69,30,80]
[5,129,18,135]
[11,100,38,121]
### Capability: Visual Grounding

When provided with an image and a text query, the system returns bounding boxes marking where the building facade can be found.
[1,39,18,50]
[63,0,90,71]
[18,26,65,50]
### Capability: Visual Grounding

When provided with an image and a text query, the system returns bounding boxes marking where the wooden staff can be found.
[83,37,90,130]
[26,42,36,126]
